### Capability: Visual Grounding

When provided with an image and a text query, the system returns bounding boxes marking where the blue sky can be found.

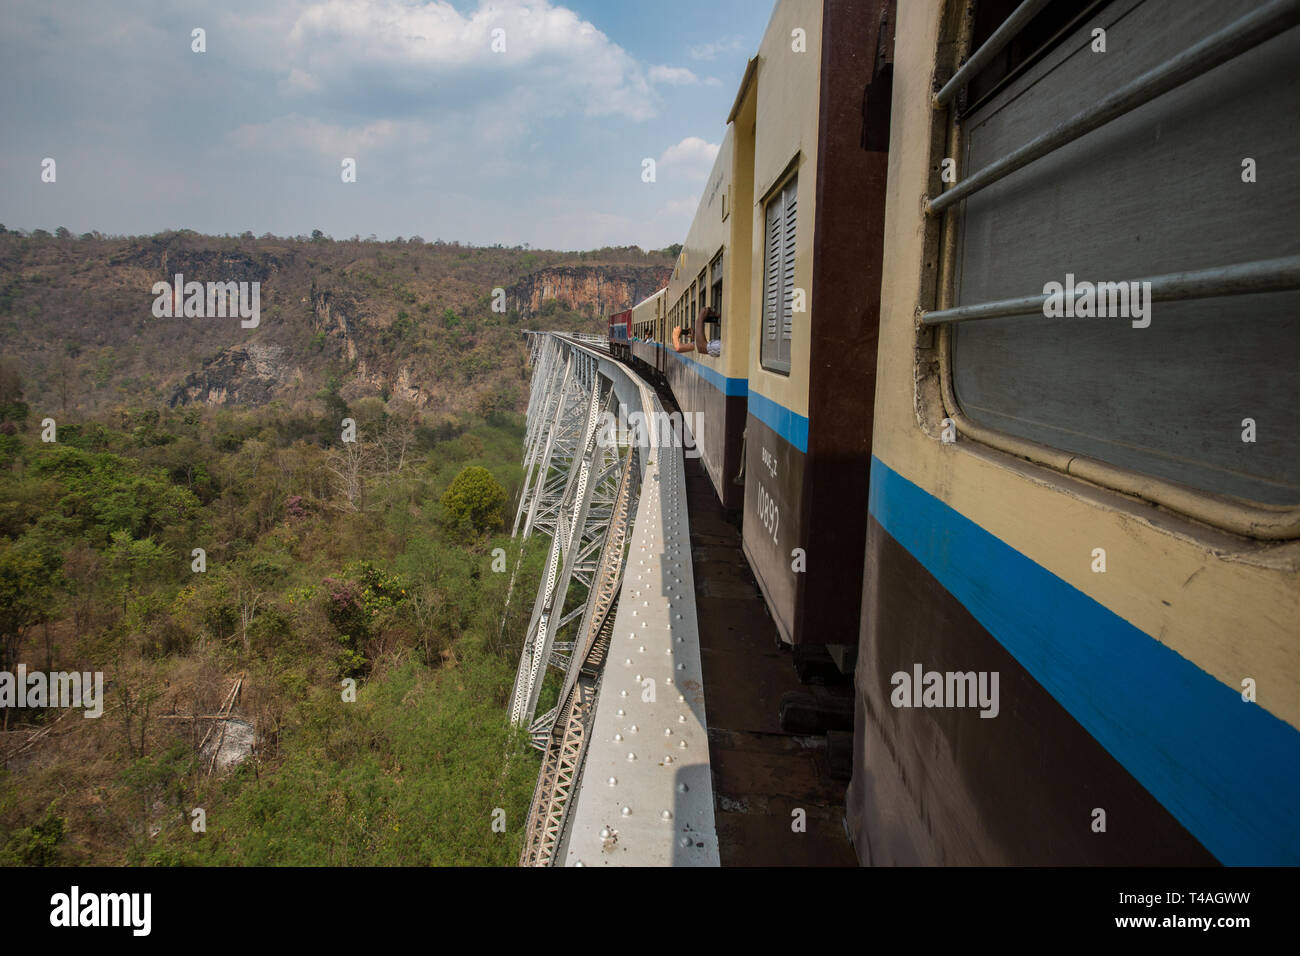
[0,0,773,250]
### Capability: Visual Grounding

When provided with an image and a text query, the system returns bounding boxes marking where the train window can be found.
[761,174,797,374]
[710,249,724,322]
[926,0,1300,535]
[961,0,1109,118]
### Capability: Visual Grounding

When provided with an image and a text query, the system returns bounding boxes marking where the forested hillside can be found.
[0,228,672,418]
[0,229,667,865]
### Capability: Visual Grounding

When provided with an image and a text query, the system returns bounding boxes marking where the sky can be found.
[0,0,775,251]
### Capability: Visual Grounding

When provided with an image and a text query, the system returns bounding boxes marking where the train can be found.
[609,0,1300,865]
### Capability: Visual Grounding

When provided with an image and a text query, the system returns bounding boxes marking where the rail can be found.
[512,331,718,866]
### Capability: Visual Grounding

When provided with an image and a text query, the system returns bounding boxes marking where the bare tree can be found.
[236,584,262,652]
[377,414,416,476]
[324,439,371,512]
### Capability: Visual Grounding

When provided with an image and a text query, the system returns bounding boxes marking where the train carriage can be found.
[733,0,894,646]
[608,307,631,362]
[658,127,751,510]
[846,0,1300,865]
[627,287,665,378]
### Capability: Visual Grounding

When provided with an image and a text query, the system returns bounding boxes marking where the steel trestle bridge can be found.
[508,332,718,867]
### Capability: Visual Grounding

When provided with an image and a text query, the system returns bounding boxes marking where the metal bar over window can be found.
[934,0,1054,107]
[921,256,1300,326]
[927,0,1300,216]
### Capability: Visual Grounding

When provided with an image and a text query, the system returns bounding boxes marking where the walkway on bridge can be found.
[508,331,855,866]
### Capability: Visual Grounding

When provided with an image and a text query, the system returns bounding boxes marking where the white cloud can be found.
[648,65,699,86]
[660,196,700,219]
[284,0,658,121]
[284,68,322,94]
[229,115,427,156]
[658,136,720,185]
[0,0,749,250]
[689,36,745,61]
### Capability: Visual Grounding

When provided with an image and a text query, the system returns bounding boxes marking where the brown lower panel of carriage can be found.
[684,449,856,866]
[665,352,745,511]
[845,516,1217,865]
[743,410,868,647]
[741,411,803,645]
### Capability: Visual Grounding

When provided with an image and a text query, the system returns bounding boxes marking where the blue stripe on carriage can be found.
[655,342,749,398]
[747,390,809,454]
[868,455,1300,865]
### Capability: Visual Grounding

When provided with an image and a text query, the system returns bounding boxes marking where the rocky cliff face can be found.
[505,265,669,318]
[111,240,282,284]
[169,343,298,407]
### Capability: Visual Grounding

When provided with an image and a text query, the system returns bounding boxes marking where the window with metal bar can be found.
[710,249,724,322]
[761,174,797,373]
[930,0,1300,527]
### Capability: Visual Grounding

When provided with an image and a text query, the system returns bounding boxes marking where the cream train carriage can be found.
[627,287,665,378]
[847,0,1300,864]
[640,0,893,638]
[656,124,751,511]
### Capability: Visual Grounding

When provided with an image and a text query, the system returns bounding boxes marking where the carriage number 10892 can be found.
[756,482,780,544]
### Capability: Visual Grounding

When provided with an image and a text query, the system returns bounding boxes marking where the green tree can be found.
[106,531,173,614]
[440,466,506,539]
[2,809,65,865]
[0,539,60,669]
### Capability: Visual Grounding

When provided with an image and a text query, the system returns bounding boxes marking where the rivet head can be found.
[627,752,636,760]
[677,694,685,702]
[678,740,687,749]
[616,708,625,716]
[624,658,631,665]
[638,646,645,653]
[665,677,673,685]
[676,664,685,670]
[664,755,673,764]
[677,783,688,793]
[622,806,632,816]
[661,810,673,820]
[600,827,611,837]
[608,777,617,786]
[664,728,672,736]
[614,733,623,742]
[679,837,691,847]
[629,724,639,733]
[678,714,686,723]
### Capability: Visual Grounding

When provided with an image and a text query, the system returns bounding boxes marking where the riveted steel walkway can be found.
[510,331,718,867]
